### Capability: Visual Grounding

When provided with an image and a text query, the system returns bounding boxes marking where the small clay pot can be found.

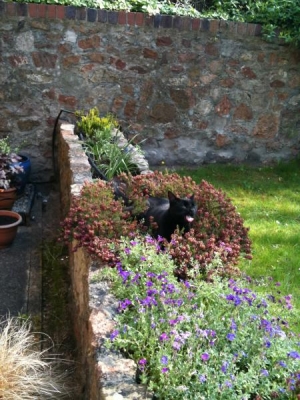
[0,210,22,248]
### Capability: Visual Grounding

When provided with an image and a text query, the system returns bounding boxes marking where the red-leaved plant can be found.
[61,171,252,279]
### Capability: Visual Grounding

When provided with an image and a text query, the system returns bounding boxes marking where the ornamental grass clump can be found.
[104,237,300,400]
[0,317,69,399]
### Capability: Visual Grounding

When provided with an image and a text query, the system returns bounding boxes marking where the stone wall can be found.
[1,1,300,181]
[58,124,152,399]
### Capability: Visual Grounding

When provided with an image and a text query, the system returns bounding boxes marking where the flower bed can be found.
[58,123,152,399]
[58,124,300,399]
[62,171,252,281]
[102,237,300,399]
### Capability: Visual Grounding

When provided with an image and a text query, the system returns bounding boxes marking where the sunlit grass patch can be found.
[177,159,300,330]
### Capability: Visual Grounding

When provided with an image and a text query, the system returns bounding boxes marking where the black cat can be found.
[143,191,197,241]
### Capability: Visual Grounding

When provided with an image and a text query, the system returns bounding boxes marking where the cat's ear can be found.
[168,191,178,202]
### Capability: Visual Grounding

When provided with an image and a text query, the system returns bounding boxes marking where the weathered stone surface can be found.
[233,103,253,121]
[156,36,172,46]
[0,8,299,180]
[9,55,29,66]
[270,79,285,88]
[150,103,176,122]
[17,119,40,131]
[241,66,257,79]
[252,114,279,138]
[124,99,136,117]
[170,88,194,110]
[143,48,158,59]
[58,94,77,107]
[31,51,57,68]
[78,35,100,49]
[215,95,232,117]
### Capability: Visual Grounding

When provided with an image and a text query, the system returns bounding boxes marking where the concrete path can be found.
[0,183,60,320]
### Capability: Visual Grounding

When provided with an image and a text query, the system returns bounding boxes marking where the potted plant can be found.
[0,210,22,248]
[0,137,25,209]
[75,107,142,180]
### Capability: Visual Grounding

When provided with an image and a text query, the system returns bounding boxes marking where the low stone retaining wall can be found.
[58,123,152,399]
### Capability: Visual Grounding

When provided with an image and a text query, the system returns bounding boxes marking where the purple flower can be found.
[260,369,269,376]
[118,268,131,283]
[226,294,242,306]
[278,360,287,368]
[201,352,210,361]
[172,341,182,351]
[161,355,168,365]
[140,296,157,307]
[230,319,237,331]
[226,333,236,341]
[140,256,147,261]
[138,358,147,371]
[166,283,176,293]
[118,299,132,311]
[199,374,206,383]
[157,235,164,243]
[161,367,169,373]
[159,333,169,342]
[221,361,229,373]
[124,247,131,254]
[145,235,155,244]
[287,351,300,359]
[131,273,141,284]
[147,289,158,296]
[110,330,119,341]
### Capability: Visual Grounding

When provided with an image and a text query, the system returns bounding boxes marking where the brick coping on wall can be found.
[0,0,262,37]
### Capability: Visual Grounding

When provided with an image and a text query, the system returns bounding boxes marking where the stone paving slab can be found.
[0,183,59,321]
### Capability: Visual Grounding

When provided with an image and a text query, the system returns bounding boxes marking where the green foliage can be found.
[104,237,300,400]
[202,0,300,46]
[0,137,12,155]
[83,131,139,180]
[76,108,140,180]
[177,159,300,330]
[76,107,118,140]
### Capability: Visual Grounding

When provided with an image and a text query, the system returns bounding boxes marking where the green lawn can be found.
[177,159,300,330]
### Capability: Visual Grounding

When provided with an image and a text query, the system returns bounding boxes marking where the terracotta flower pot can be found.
[0,187,17,210]
[0,210,22,248]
